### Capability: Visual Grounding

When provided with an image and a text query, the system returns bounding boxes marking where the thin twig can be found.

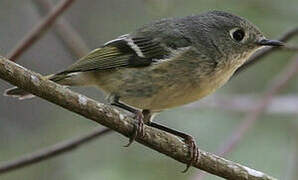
[194,54,298,180]
[6,0,76,61]
[0,56,278,180]
[32,0,89,58]
[0,128,111,173]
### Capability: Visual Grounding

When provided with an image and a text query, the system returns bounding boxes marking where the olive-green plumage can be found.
[5,10,283,112]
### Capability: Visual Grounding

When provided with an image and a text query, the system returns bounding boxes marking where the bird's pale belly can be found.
[92,62,235,111]
[120,82,216,111]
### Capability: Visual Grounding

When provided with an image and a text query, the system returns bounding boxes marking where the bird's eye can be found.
[229,28,245,42]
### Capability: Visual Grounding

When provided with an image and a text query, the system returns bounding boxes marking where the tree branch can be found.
[3,5,297,175]
[0,56,278,179]
[3,1,297,177]
[6,0,76,61]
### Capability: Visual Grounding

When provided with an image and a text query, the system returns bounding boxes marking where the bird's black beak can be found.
[257,39,284,47]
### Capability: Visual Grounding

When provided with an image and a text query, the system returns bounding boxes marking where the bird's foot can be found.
[124,110,145,147]
[182,135,200,173]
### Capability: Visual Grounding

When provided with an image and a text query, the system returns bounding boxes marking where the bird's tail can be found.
[4,73,69,100]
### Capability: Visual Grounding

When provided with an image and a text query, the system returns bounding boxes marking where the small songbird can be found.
[4,10,283,171]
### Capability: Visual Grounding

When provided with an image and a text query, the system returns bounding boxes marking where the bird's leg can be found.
[147,120,199,173]
[111,96,144,147]
[110,101,199,172]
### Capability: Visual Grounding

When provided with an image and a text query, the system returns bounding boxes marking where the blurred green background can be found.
[0,0,297,179]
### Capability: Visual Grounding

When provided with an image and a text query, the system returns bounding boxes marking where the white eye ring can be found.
[229,28,247,42]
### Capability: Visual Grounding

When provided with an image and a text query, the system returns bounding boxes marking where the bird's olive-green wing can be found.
[56,35,169,75]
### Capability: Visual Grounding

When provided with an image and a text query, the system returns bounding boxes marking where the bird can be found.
[4,10,284,172]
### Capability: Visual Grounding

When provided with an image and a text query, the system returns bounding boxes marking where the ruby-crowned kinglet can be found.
[4,10,283,171]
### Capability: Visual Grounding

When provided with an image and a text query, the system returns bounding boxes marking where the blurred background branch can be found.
[32,0,89,58]
[6,0,76,61]
[0,128,111,174]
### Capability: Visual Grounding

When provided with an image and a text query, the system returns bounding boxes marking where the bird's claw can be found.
[124,111,145,147]
[182,136,200,173]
